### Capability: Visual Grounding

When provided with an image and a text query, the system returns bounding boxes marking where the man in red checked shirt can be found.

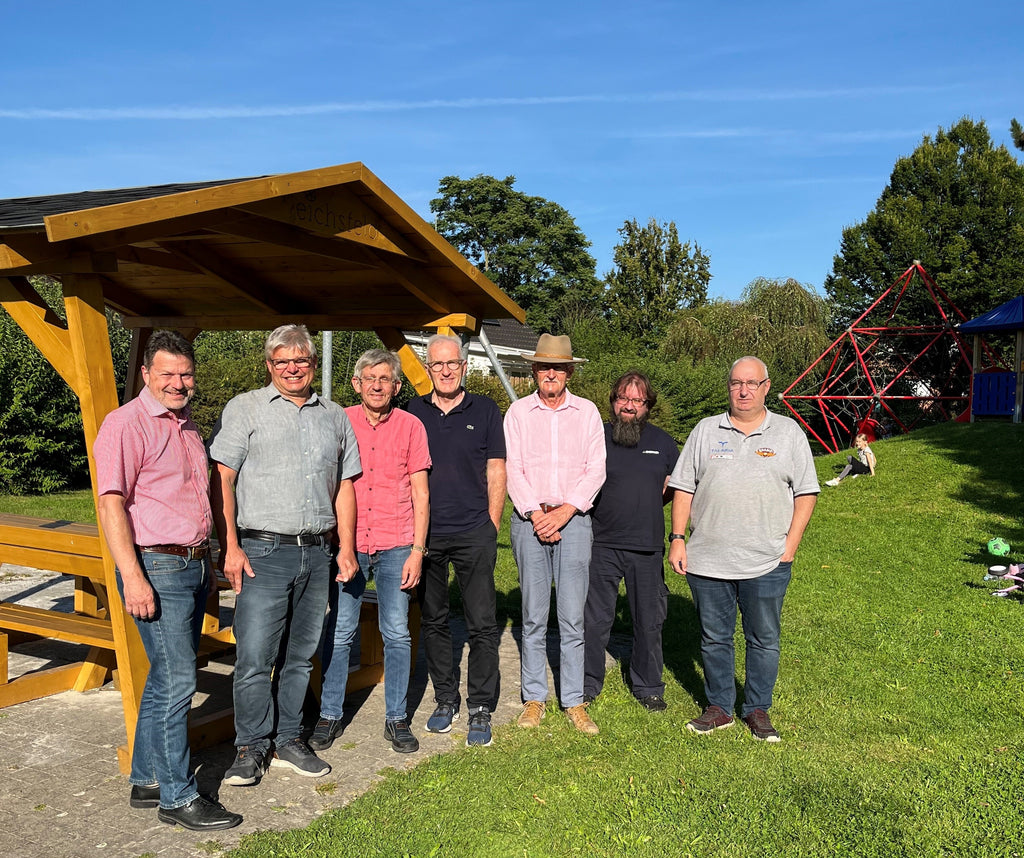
[95,331,241,831]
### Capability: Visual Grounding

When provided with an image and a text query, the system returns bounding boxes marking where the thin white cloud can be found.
[621,128,928,142]
[0,85,954,121]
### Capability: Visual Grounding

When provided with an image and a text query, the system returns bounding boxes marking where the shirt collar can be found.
[720,407,772,434]
[529,388,579,412]
[263,383,321,407]
[424,389,469,413]
[138,384,193,420]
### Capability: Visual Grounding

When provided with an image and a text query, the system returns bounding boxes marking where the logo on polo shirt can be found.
[466,424,475,430]
[755,447,777,457]
[711,440,734,459]
[642,449,659,454]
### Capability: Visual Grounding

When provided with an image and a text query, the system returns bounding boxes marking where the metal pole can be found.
[322,330,333,401]
[477,327,518,402]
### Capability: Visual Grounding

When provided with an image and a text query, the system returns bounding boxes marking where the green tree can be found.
[603,217,710,346]
[430,174,601,333]
[0,277,130,493]
[825,118,1024,327]
[1012,118,1024,151]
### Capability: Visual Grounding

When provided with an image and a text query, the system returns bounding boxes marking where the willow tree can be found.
[663,277,830,388]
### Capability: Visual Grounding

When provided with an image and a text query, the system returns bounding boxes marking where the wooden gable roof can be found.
[0,162,524,333]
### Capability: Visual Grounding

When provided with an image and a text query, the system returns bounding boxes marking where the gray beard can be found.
[610,413,647,447]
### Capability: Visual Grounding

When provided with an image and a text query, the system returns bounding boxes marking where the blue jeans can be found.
[118,552,208,810]
[686,561,792,717]
[232,538,331,750]
[511,513,592,708]
[320,547,412,722]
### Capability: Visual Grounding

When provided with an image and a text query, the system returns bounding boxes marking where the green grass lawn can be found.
[224,421,1023,858]
[0,489,95,522]
[4,423,1023,856]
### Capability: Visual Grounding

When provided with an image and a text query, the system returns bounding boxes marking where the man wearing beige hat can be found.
[504,334,606,734]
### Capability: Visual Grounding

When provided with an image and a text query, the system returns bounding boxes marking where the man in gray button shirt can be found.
[209,324,361,786]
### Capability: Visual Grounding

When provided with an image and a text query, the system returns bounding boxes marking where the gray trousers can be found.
[511,513,592,708]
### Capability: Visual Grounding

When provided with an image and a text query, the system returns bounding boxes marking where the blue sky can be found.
[2,0,1021,300]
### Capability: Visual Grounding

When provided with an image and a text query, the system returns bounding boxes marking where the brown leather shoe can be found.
[517,700,545,728]
[565,704,599,735]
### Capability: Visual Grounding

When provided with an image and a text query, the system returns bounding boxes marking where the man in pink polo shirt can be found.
[313,349,431,754]
[504,334,606,735]
[95,330,241,831]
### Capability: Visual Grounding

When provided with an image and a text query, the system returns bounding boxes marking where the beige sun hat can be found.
[520,333,587,364]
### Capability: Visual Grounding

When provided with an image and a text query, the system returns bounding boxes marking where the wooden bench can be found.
[2,513,419,770]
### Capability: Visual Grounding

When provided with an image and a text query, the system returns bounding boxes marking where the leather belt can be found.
[539,503,561,513]
[140,542,210,560]
[239,529,329,547]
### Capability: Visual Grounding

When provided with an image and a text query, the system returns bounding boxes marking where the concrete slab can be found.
[0,564,612,858]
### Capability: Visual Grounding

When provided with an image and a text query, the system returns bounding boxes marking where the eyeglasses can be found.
[427,360,465,373]
[728,379,768,391]
[534,363,569,374]
[270,357,313,371]
[614,395,647,407]
[358,375,396,386]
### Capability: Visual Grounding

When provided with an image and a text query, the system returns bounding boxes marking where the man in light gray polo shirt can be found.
[667,356,818,742]
[209,324,360,785]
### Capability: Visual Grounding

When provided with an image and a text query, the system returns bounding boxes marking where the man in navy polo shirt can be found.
[583,371,679,711]
[407,334,506,746]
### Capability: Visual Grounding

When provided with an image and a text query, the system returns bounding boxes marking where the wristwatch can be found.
[668,533,686,542]
[411,544,429,557]
[524,510,535,521]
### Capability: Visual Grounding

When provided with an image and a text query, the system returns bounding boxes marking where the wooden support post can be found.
[63,273,148,774]
[375,326,432,394]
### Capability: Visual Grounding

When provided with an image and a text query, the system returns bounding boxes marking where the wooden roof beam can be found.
[113,246,203,274]
[44,164,366,243]
[0,276,76,387]
[96,276,177,318]
[154,239,298,315]
[209,213,379,269]
[120,312,480,332]
[364,247,452,315]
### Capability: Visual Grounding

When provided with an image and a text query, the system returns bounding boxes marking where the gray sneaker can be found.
[426,703,460,733]
[466,708,492,747]
[224,745,269,786]
[271,738,331,777]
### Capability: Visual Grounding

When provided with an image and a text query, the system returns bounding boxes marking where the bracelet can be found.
[668,533,686,542]
[411,545,429,556]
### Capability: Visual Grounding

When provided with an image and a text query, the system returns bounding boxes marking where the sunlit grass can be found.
[220,422,1024,857]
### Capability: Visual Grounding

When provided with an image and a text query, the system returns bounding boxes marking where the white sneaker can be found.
[825,478,840,486]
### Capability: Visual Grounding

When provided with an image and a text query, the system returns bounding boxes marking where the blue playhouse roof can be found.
[959,295,1024,333]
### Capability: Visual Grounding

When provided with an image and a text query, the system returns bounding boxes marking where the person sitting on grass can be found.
[825,433,876,486]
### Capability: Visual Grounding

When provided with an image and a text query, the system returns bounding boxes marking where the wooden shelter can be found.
[0,162,524,771]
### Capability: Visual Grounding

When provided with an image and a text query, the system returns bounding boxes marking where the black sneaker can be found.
[129,783,160,809]
[686,705,735,734]
[742,708,781,743]
[309,717,345,751]
[466,708,493,747]
[637,694,668,712]
[157,795,242,831]
[384,719,420,753]
[426,703,460,733]
[223,745,269,786]
[271,738,331,777]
